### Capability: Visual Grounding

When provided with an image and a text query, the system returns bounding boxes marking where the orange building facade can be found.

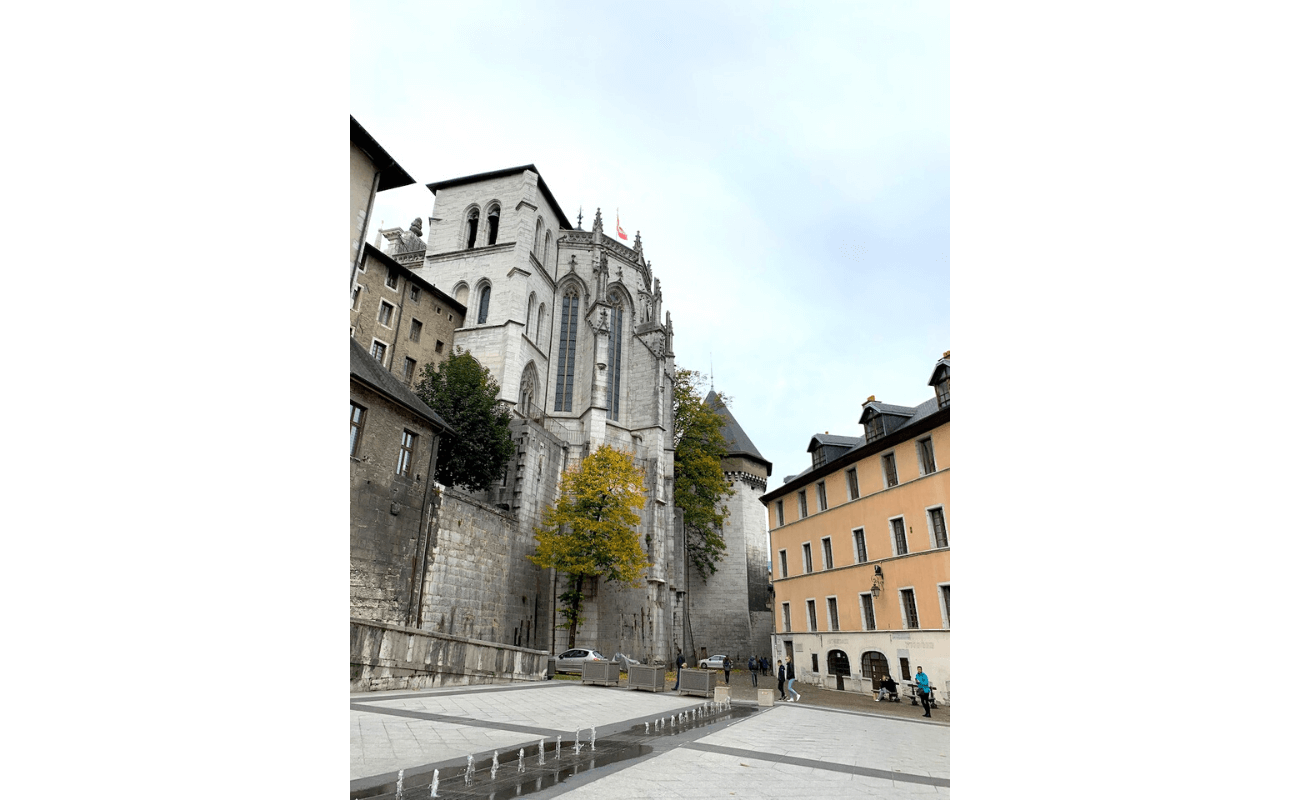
[761,354,950,702]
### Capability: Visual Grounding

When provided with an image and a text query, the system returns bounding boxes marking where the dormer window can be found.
[865,413,884,443]
[928,355,951,408]
[811,447,826,469]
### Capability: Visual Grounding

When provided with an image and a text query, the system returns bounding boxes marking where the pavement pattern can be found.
[350,677,950,799]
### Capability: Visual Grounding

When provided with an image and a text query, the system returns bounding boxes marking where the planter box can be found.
[677,668,716,697]
[627,664,666,692]
[757,688,774,707]
[581,660,621,686]
[714,686,731,703]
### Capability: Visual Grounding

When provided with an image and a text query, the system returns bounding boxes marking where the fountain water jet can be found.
[396,768,404,800]
[465,755,473,786]
[491,751,499,779]
[518,749,525,773]
[430,769,438,798]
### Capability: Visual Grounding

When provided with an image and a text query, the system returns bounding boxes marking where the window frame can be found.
[782,602,791,632]
[801,542,812,574]
[377,300,395,328]
[385,266,400,291]
[899,587,920,630]
[370,338,388,366]
[350,401,367,457]
[775,499,785,527]
[889,515,908,557]
[805,598,818,632]
[859,592,877,631]
[925,504,949,549]
[917,436,937,476]
[778,549,788,578]
[826,595,840,632]
[402,356,417,383]
[397,429,418,477]
[852,527,867,563]
[798,490,808,518]
[937,583,950,629]
[409,284,421,303]
[845,467,859,500]
[408,318,422,343]
[815,481,827,512]
[881,451,899,488]
[351,284,362,310]
[821,536,833,570]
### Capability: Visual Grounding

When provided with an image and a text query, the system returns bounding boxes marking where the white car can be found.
[698,654,728,670]
[556,648,605,674]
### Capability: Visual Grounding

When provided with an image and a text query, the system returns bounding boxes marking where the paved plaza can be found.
[350,679,949,798]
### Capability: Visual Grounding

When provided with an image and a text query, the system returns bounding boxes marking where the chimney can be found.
[943,350,950,359]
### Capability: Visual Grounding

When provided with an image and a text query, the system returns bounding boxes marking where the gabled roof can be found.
[806,433,862,453]
[350,338,454,435]
[857,401,917,425]
[706,391,772,476]
[350,116,417,192]
[929,356,951,387]
[427,164,573,230]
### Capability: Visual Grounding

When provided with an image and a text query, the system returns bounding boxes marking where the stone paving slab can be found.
[351,710,533,781]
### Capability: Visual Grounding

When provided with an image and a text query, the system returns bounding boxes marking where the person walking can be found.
[761,656,769,676]
[723,655,732,685]
[785,660,801,702]
[673,651,685,691]
[748,656,758,687]
[776,659,787,700]
[915,666,932,717]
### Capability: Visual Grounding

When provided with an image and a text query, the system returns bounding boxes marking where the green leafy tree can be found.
[413,347,515,492]
[672,368,735,581]
[529,445,650,648]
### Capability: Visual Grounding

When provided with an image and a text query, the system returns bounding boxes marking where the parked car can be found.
[611,653,640,670]
[698,654,727,670]
[556,648,605,674]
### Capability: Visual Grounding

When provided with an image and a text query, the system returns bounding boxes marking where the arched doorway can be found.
[827,649,851,691]
[862,651,890,690]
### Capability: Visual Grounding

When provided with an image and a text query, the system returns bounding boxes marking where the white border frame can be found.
[858,592,876,631]
[897,586,919,630]
[408,316,423,344]
[369,337,390,368]
[801,541,812,574]
[401,355,418,384]
[396,428,418,477]
[775,498,785,527]
[851,527,867,563]
[816,480,828,512]
[916,435,937,477]
[880,450,899,488]
[376,299,396,329]
[888,514,908,556]
[845,466,860,500]
[781,601,792,632]
[936,583,950,629]
[778,548,788,578]
[805,597,818,632]
[820,536,834,570]
[383,264,400,293]
[351,283,363,310]
[924,503,949,549]
[826,594,840,632]
[798,489,808,518]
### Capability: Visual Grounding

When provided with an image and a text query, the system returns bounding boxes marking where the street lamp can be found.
[871,564,884,598]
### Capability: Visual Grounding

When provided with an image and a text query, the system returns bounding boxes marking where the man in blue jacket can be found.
[673,652,686,690]
[915,666,932,717]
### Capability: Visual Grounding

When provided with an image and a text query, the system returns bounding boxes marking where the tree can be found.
[672,368,735,582]
[528,445,650,649]
[413,347,515,492]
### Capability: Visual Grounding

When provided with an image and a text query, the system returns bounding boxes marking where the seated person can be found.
[876,675,899,701]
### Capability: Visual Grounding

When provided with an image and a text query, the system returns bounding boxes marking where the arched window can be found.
[862,651,891,690]
[605,291,624,420]
[553,287,579,412]
[519,361,539,416]
[544,230,553,269]
[477,284,491,325]
[537,303,547,347]
[465,207,480,249]
[486,204,500,246]
[453,282,468,307]
[526,293,537,339]
[533,218,544,260]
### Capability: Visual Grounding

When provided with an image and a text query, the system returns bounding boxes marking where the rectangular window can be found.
[866,415,884,442]
[821,537,833,570]
[816,481,827,511]
[891,517,908,556]
[852,528,867,563]
[846,467,859,500]
[827,597,839,631]
[385,266,399,289]
[806,599,818,632]
[929,507,949,548]
[403,357,417,383]
[397,430,417,477]
[939,584,951,628]
[798,490,808,518]
[802,542,812,574]
[409,318,422,343]
[918,437,937,475]
[370,340,387,365]
[782,602,791,632]
[860,593,876,631]
[349,402,366,457]
[351,285,362,310]
[409,285,421,302]
[435,340,444,353]
[882,452,898,488]
[776,500,785,526]
[811,653,819,673]
[899,656,910,681]
[377,301,394,327]
[900,588,919,629]
[811,447,825,469]
[779,549,788,578]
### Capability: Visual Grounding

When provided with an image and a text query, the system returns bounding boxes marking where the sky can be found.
[352,0,949,490]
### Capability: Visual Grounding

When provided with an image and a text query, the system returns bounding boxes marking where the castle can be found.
[350,127,771,683]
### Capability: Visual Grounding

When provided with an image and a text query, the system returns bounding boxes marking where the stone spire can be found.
[633,230,642,252]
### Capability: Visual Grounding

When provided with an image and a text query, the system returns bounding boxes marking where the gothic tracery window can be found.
[465,207,480,249]
[606,291,624,421]
[477,284,491,324]
[553,287,579,412]
[486,204,500,245]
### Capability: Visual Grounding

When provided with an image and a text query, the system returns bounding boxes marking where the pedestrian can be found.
[875,673,898,702]
[762,656,769,676]
[785,660,801,702]
[776,660,787,700]
[748,656,758,687]
[673,651,685,691]
[723,655,732,685]
[915,666,932,717]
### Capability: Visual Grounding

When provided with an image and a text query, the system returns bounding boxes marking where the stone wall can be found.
[350,619,548,691]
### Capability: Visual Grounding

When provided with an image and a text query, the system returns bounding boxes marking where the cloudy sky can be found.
[352,0,949,488]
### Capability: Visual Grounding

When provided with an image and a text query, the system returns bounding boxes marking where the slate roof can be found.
[782,397,941,486]
[350,338,454,435]
[807,432,862,452]
[350,116,417,192]
[706,391,772,476]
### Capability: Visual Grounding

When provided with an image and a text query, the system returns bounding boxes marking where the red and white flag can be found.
[616,209,628,240]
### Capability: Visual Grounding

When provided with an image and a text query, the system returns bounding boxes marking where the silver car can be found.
[698,654,728,670]
[556,648,605,674]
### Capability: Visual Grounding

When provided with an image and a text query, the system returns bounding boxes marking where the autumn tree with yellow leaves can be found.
[529,445,650,649]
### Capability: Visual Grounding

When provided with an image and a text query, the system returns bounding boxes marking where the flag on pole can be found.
[616,209,628,240]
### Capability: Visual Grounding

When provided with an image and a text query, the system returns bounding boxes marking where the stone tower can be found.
[410,165,684,664]
[684,392,774,663]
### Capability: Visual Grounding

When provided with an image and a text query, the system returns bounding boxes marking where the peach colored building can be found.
[761,353,951,702]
